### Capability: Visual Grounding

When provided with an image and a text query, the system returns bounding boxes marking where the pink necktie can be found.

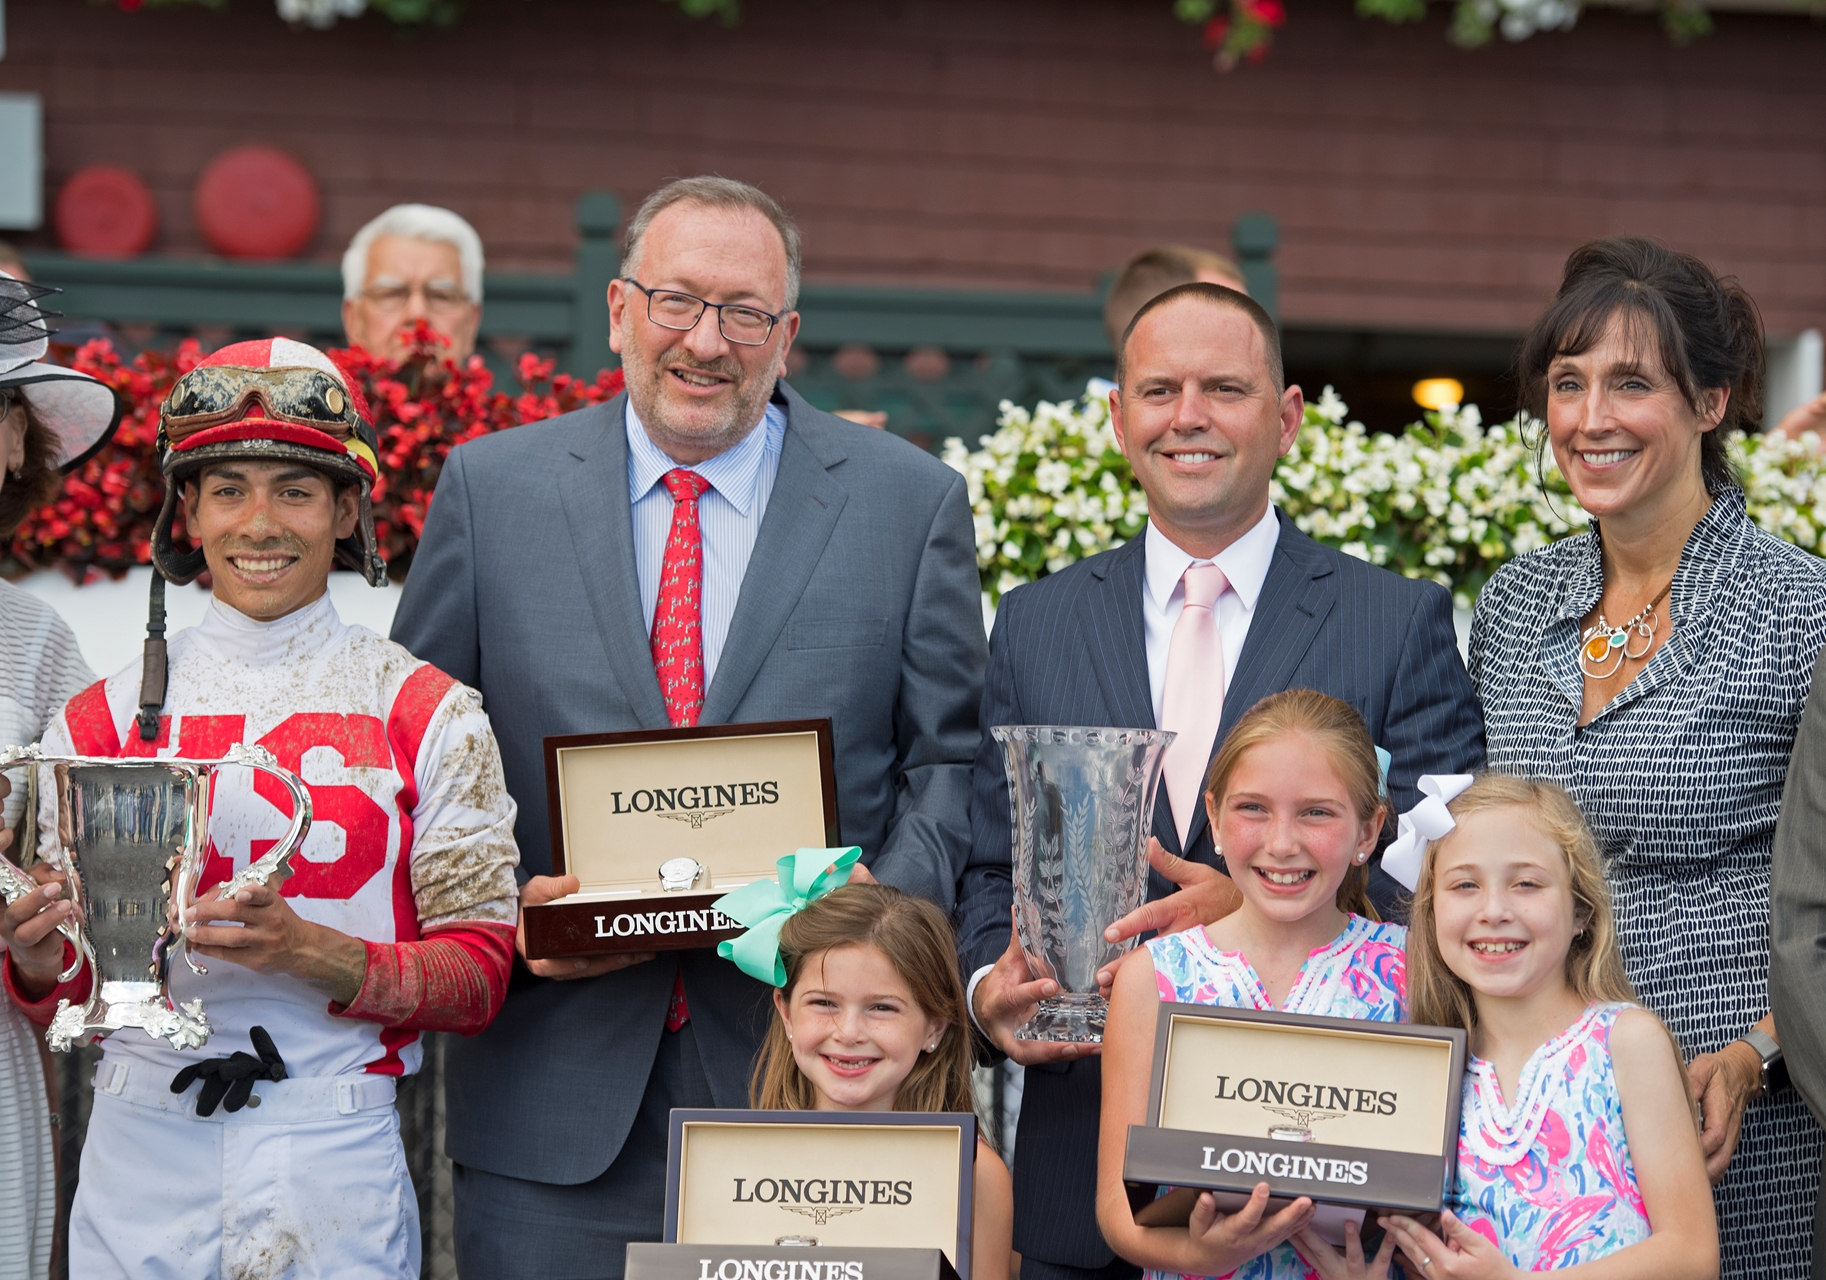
[1161,562,1228,849]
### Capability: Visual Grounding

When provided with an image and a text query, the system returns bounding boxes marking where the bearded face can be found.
[610,202,799,466]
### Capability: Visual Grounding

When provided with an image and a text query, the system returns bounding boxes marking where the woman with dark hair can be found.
[0,269,119,1278]
[1470,237,1826,1276]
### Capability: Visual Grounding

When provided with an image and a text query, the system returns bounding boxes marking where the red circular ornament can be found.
[53,165,157,258]
[194,145,320,260]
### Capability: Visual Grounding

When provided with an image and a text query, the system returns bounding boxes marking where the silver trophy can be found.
[0,743,312,1052]
[994,725,1175,1043]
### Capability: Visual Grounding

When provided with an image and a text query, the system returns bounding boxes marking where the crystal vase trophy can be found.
[0,743,312,1052]
[993,725,1175,1043]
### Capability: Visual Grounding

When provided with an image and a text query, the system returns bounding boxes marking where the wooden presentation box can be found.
[522,719,838,960]
[627,1244,958,1280]
[1123,1004,1466,1228]
[663,1110,976,1280]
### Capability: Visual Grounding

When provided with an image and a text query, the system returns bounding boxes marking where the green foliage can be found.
[665,0,743,20]
[1448,1,1496,46]
[1356,0,1429,24]
[1660,1,1715,42]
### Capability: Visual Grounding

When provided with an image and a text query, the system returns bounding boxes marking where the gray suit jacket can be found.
[391,382,986,1184]
[1771,646,1826,1276]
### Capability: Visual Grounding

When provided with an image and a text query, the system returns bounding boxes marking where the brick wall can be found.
[5,0,1824,334]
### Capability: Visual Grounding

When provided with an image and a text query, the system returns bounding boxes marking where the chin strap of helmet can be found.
[136,573,168,742]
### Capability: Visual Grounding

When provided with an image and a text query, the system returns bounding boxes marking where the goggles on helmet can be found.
[162,365,360,445]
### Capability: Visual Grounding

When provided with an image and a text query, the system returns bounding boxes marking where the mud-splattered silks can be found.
[652,468,715,729]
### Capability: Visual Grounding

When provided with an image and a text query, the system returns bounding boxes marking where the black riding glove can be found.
[169,1025,288,1116]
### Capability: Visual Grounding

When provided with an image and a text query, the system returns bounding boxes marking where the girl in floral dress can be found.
[1380,774,1717,1278]
[1097,690,1406,1280]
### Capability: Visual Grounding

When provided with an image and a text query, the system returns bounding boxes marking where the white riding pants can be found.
[70,1057,420,1280]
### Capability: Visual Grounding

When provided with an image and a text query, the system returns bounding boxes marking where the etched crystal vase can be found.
[993,725,1174,1043]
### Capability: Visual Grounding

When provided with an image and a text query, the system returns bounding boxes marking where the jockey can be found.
[0,337,521,1279]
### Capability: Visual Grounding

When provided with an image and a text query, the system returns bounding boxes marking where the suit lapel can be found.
[699,392,849,724]
[1181,513,1338,852]
[1082,539,1155,733]
[556,394,672,730]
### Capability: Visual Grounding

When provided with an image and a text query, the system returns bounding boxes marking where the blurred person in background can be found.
[342,204,485,364]
[0,270,120,1280]
[1101,244,1248,350]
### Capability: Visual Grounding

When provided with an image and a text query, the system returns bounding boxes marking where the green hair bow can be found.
[714,846,863,986]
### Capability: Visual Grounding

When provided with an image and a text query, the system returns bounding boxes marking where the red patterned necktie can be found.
[652,468,714,730]
[652,468,712,1032]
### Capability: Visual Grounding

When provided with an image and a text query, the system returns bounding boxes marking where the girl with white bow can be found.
[1374,773,1718,1280]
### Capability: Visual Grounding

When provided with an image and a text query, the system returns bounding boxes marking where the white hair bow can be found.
[1382,774,1476,893]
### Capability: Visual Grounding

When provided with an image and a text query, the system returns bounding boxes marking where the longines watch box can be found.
[663,1110,976,1280]
[520,719,838,960]
[1123,1003,1467,1225]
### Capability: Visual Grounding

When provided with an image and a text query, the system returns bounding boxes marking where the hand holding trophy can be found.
[0,742,312,1052]
[993,725,1174,1044]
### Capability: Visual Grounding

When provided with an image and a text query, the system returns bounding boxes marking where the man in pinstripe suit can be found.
[956,282,1485,1280]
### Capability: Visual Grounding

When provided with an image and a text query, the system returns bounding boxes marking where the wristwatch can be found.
[1741,1027,1789,1097]
[658,857,705,893]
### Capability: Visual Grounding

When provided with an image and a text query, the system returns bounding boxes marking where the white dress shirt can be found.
[627,399,787,689]
[1142,502,1282,725]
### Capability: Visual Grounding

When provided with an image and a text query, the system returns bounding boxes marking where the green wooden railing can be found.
[25,192,1280,450]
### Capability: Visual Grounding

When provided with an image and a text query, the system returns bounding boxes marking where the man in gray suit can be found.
[1772,651,1825,1279]
[957,283,1484,1280]
[391,177,985,1278]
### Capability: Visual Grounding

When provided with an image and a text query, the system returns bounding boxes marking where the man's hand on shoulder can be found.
[974,907,1099,1064]
[1093,839,1242,998]
[517,874,656,980]
[186,881,370,1005]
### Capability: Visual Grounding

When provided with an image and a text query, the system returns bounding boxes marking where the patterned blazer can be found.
[954,510,1484,1270]
[1472,487,1826,1277]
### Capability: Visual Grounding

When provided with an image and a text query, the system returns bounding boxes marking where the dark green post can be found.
[569,190,622,377]
[1231,213,1280,324]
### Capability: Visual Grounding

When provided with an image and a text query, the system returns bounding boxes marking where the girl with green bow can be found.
[714,853,1015,1280]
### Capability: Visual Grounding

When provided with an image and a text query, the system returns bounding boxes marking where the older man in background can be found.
[342,203,485,363]
[1101,244,1248,350]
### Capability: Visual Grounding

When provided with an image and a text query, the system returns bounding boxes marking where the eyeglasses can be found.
[359,282,473,316]
[163,366,361,443]
[621,280,783,347]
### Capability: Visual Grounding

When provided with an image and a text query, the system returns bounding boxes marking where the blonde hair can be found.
[1203,690,1390,918]
[751,884,976,1119]
[1406,773,1636,1033]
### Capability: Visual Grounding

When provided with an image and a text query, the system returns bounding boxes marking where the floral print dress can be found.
[1142,914,1409,1280]
[1452,1002,1650,1270]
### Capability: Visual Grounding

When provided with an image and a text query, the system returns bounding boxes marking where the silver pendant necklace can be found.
[1579,580,1672,679]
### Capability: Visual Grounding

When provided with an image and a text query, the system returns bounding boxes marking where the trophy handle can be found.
[0,745,85,983]
[174,744,313,977]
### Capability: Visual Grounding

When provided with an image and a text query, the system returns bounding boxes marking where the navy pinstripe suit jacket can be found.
[956,510,1484,1270]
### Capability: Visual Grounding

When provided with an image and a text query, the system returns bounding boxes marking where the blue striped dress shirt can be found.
[626,399,786,689]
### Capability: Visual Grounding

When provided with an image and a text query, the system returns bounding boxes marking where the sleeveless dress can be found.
[1452,1002,1651,1270]
[1143,913,1409,1280]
